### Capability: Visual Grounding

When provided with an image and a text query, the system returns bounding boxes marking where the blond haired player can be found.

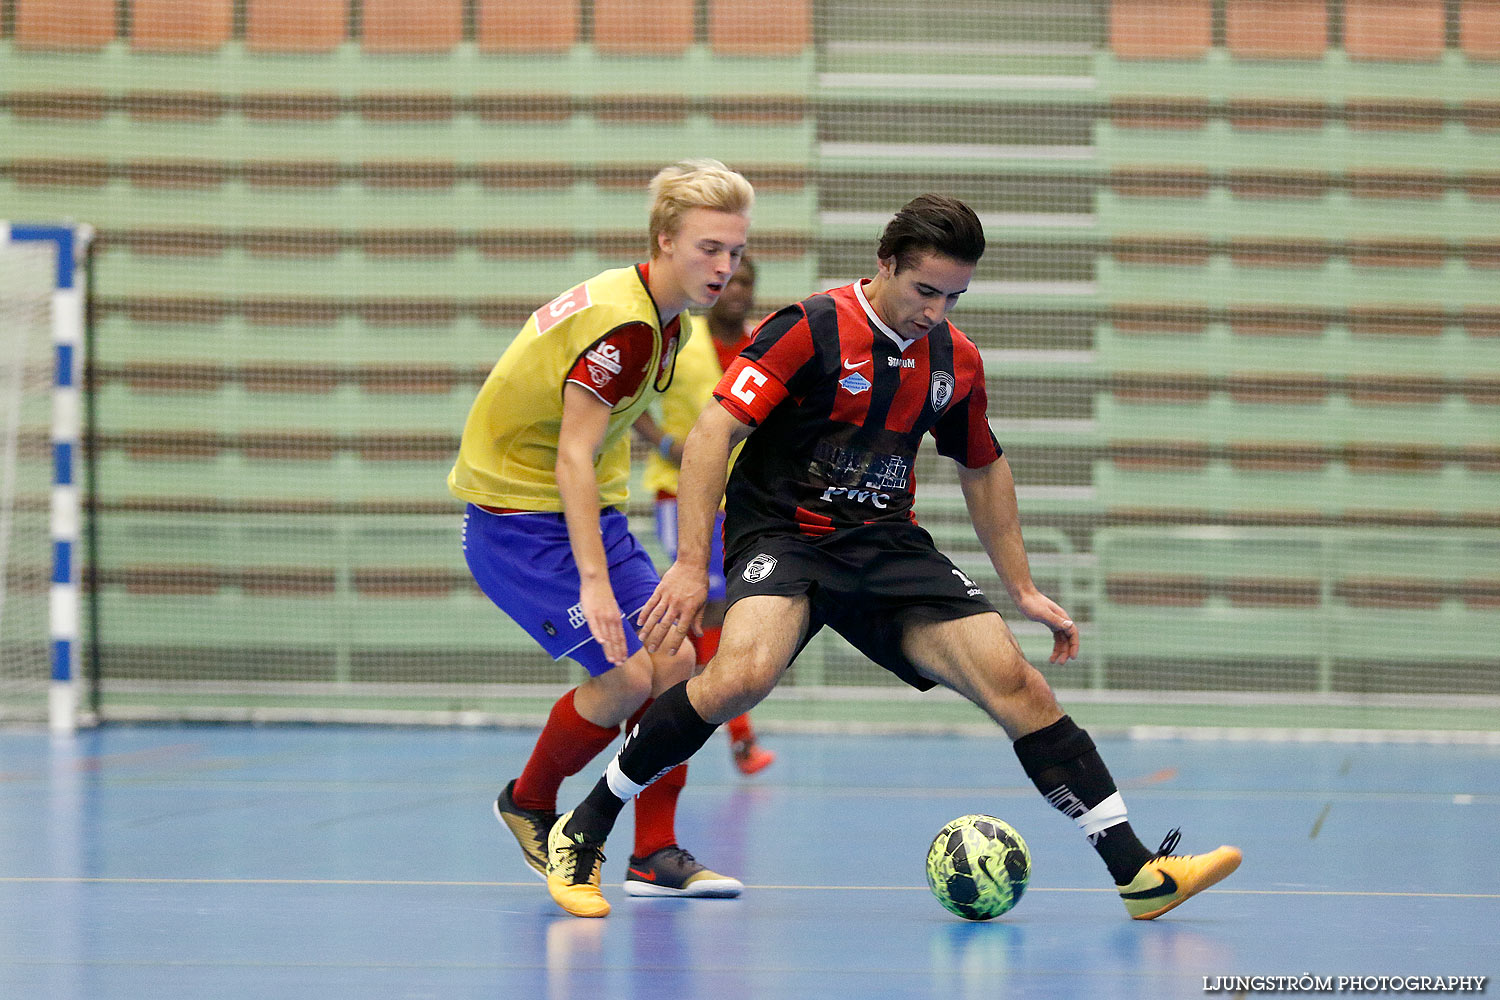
[450,159,752,900]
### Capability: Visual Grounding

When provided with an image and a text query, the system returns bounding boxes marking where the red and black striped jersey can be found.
[712,279,1001,551]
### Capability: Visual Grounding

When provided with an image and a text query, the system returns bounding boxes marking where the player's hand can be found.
[638,561,709,656]
[1014,591,1079,665]
[579,577,628,667]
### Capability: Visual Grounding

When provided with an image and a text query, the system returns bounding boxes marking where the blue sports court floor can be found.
[1,724,1495,999]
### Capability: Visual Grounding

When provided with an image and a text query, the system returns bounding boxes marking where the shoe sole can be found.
[492,796,548,881]
[1129,848,1243,920]
[549,875,612,917]
[622,877,744,898]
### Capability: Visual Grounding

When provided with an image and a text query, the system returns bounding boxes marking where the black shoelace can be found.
[1151,827,1183,859]
[562,841,605,885]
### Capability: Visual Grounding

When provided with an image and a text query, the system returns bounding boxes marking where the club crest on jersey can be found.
[742,553,778,583]
[839,371,872,396]
[930,370,955,411]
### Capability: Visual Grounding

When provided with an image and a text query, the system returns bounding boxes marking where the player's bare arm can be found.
[557,383,629,666]
[956,457,1079,665]
[639,402,752,654]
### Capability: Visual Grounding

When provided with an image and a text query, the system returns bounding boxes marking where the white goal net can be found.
[0,242,56,722]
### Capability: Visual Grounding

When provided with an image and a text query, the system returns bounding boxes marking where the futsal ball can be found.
[925,814,1031,920]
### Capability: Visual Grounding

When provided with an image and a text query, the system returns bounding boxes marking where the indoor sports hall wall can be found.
[2,0,1497,734]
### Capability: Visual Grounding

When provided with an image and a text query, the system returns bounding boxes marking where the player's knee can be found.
[1008,663,1062,715]
[686,674,764,725]
[689,650,778,724]
[576,658,653,725]
[949,650,1054,718]
[739,663,781,706]
[609,653,657,705]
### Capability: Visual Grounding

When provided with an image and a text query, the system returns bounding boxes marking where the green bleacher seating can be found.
[1093,526,1500,693]
[6,0,1498,706]
[92,509,550,684]
[1097,374,1500,449]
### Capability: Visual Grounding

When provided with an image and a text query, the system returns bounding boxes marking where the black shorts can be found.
[723,521,998,691]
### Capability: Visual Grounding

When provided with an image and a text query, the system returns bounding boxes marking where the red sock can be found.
[694,625,721,664]
[633,762,687,859]
[725,713,755,744]
[511,688,619,812]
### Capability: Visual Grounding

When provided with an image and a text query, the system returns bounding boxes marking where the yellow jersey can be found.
[448,265,682,511]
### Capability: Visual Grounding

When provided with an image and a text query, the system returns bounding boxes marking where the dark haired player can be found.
[543,194,1241,919]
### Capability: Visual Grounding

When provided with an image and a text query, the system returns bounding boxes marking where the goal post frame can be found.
[0,222,95,733]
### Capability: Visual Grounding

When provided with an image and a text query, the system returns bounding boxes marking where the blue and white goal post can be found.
[1,223,95,732]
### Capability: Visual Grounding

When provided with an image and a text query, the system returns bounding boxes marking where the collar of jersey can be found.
[853,279,916,353]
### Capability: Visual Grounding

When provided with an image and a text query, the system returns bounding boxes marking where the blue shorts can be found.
[462,505,661,676]
[654,499,728,602]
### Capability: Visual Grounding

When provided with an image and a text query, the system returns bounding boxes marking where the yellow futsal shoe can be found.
[545,811,611,918]
[1117,829,1242,920]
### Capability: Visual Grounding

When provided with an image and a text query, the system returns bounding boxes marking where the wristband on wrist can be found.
[658,435,676,460]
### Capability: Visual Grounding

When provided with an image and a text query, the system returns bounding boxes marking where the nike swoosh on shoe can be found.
[1120,871,1178,900]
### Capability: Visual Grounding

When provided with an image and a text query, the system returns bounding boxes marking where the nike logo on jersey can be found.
[1119,870,1179,900]
[842,358,869,370]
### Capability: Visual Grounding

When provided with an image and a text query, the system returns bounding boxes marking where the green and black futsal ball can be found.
[925,814,1031,920]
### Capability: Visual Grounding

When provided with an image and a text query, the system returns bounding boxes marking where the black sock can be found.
[566,681,719,842]
[1013,716,1152,884]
